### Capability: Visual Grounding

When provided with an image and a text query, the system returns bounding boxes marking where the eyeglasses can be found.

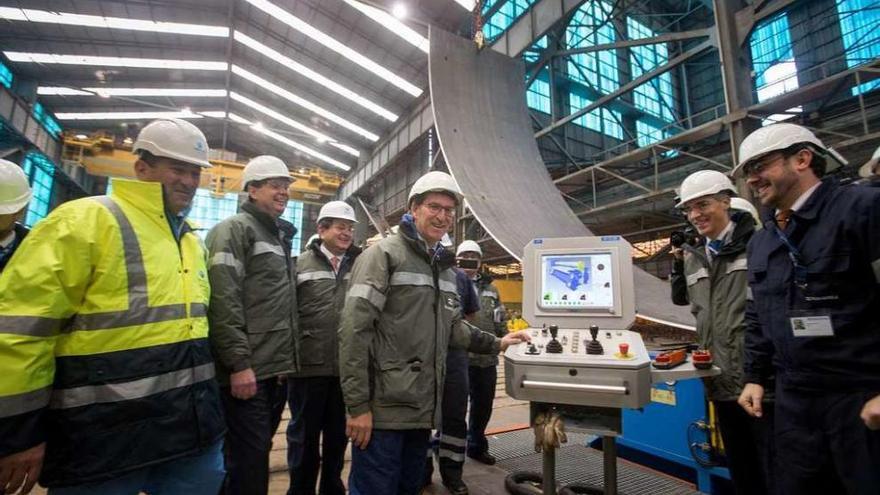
[423,203,456,217]
[743,152,784,177]
[680,198,718,216]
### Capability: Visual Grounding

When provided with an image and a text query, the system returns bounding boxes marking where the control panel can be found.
[513,325,650,369]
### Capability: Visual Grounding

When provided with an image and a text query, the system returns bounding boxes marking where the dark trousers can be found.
[426,350,469,483]
[714,399,775,495]
[467,365,497,456]
[286,376,348,495]
[350,429,430,495]
[221,377,288,495]
[774,381,880,495]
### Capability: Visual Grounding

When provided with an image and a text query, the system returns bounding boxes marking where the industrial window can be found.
[636,120,676,156]
[188,189,241,239]
[482,0,537,40]
[567,1,618,94]
[569,93,623,140]
[0,61,12,89]
[749,13,801,123]
[32,102,62,139]
[627,18,675,122]
[523,36,547,64]
[837,0,880,95]
[21,152,54,227]
[527,77,551,113]
[280,201,305,256]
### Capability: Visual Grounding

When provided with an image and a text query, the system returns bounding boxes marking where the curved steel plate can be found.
[428,27,694,328]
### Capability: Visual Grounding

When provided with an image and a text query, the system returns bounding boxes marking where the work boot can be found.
[442,477,469,495]
[467,451,496,465]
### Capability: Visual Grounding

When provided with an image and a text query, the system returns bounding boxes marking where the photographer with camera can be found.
[669,170,774,495]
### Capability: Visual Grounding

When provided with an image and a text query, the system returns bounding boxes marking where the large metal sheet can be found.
[429,28,695,328]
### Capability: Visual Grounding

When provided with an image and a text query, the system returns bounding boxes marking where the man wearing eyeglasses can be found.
[734,123,880,495]
[207,156,298,495]
[669,170,773,495]
[339,171,530,495]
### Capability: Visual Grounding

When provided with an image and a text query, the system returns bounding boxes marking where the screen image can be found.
[539,253,614,310]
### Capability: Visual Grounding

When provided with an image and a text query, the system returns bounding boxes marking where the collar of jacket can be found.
[398,216,456,270]
[240,200,297,241]
[716,212,755,257]
[308,237,363,263]
[110,178,195,234]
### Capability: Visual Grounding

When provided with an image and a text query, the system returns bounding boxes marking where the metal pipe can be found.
[603,436,618,495]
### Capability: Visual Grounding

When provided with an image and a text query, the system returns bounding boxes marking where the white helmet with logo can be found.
[733,123,845,177]
[676,170,736,207]
[241,155,291,191]
[317,200,358,223]
[456,239,482,257]
[132,118,212,168]
[0,159,32,215]
[408,171,463,205]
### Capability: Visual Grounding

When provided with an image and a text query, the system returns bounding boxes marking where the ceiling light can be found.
[231,65,379,142]
[233,31,397,121]
[230,91,359,157]
[0,7,228,37]
[75,134,88,139]
[123,137,133,144]
[242,0,422,97]
[343,1,427,53]
[4,52,227,71]
[391,3,408,19]
[54,111,204,120]
[38,87,227,97]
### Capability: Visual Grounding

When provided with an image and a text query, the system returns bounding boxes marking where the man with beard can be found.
[670,170,773,494]
[735,123,880,495]
[207,155,297,495]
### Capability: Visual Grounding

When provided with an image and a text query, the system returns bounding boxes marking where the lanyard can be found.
[772,225,808,289]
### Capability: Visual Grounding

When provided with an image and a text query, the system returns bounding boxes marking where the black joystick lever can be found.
[545,324,563,354]
[586,324,604,355]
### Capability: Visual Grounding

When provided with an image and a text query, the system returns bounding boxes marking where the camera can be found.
[670,226,700,248]
[457,258,480,270]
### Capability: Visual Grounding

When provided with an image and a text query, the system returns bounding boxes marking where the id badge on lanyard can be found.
[773,225,835,338]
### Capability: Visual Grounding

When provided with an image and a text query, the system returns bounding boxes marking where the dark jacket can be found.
[291,238,361,377]
[743,179,880,392]
[0,222,29,273]
[338,217,501,429]
[468,273,508,368]
[671,212,755,401]
[206,201,299,383]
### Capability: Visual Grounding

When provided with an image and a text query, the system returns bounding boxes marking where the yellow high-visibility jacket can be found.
[0,179,224,487]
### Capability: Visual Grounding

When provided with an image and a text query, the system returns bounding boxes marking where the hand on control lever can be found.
[500,330,531,351]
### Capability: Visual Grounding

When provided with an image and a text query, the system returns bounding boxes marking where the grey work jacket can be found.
[206,201,299,383]
[671,213,755,401]
[291,239,361,377]
[338,219,501,430]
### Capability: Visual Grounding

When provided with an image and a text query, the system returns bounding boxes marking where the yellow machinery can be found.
[61,133,342,204]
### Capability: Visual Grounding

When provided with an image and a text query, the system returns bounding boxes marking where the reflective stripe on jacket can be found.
[206,201,298,382]
[468,275,507,368]
[339,218,500,430]
[0,179,224,487]
[291,239,361,377]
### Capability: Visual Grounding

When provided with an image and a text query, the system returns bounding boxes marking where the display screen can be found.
[539,253,615,310]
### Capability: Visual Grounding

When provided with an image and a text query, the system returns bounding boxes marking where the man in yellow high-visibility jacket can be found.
[0,119,226,495]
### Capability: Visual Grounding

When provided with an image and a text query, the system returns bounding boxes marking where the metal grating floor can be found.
[489,429,700,495]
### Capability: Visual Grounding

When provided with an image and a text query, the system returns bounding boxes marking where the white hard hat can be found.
[0,159,32,215]
[407,171,463,205]
[132,118,212,168]
[729,197,761,228]
[317,200,357,223]
[859,146,880,178]
[676,170,736,207]
[733,123,833,177]
[241,155,291,191]
[456,239,482,257]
